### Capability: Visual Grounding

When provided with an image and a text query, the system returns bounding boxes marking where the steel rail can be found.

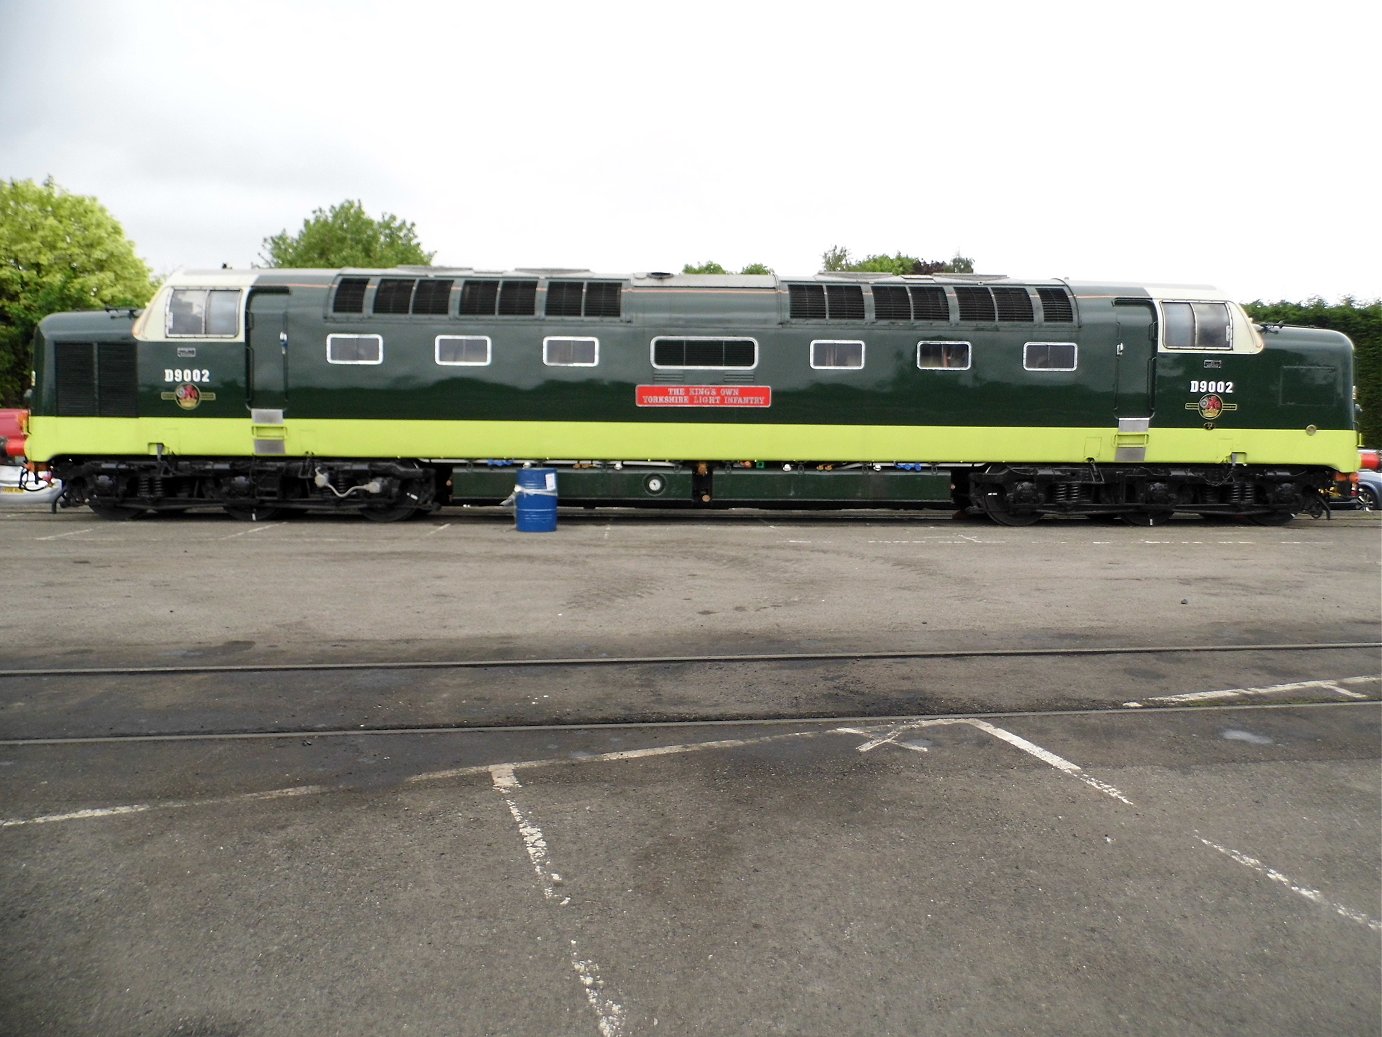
[0,697,1374,747]
[2,640,1378,680]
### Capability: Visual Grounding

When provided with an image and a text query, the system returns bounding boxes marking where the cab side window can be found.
[168,288,242,337]
[1163,301,1231,350]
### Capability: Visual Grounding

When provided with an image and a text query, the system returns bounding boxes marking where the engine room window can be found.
[1162,301,1232,350]
[543,336,599,366]
[1023,341,1077,371]
[811,340,865,369]
[651,337,758,369]
[917,341,971,370]
[435,335,491,366]
[167,288,242,337]
[327,333,383,365]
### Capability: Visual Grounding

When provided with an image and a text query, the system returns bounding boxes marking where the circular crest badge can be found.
[175,384,202,410]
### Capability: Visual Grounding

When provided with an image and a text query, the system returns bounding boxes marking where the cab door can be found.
[1113,298,1157,417]
[245,288,290,454]
[1112,298,1157,461]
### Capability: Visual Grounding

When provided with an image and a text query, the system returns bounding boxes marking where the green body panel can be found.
[26,271,1357,474]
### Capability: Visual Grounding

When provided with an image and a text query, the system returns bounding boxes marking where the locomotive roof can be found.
[168,268,1228,301]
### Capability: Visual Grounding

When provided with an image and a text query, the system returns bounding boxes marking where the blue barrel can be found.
[514,468,558,532]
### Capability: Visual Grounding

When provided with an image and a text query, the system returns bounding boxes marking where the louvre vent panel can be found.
[545,282,585,317]
[1038,287,1075,322]
[788,284,827,319]
[826,285,865,320]
[871,286,911,320]
[55,342,98,416]
[909,287,949,321]
[955,286,996,322]
[460,280,500,316]
[96,342,138,417]
[993,286,1035,322]
[411,279,454,315]
[332,277,369,314]
[584,282,622,317]
[498,280,538,316]
[373,278,416,315]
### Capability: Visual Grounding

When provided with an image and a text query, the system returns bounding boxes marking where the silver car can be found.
[1356,469,1381,512]
[0,462,62,506]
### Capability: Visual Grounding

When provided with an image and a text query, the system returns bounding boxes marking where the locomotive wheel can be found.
[979,490,1042,526]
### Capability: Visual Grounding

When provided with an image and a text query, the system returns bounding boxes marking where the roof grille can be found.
[460,279,539,316]
[826,285,865,320]
[584,282,622,318]
[412,279,453,315]
[1037,287,1075,322]
[909,286,949,321]
[789,284,827,319]
[460,280,500,316]
[872,285,911,320]
[545,281,584,317]
[332,277,368,314]
[545,281,623,318]
[955,286,996,322]
[498,280,538,316]
[373,278,415,315]
[993,286,1034,322]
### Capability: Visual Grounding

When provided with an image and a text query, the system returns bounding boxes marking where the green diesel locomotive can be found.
[20,267,1359,523]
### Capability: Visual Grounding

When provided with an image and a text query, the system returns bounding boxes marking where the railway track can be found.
[2,639,1377,680]
[1,640,1376,745]
[1,695,1376,747]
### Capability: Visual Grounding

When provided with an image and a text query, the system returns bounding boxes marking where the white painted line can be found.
[840,719,1133,804]
[35,528,94,540]
[491,765,627,1036]
[492,764,566,903]
[1197,835,1382,932]
[1124,675,1380,708]
[840,727,929,754]
[406,731,824,786]
[4,732,828,827]
[216,523,285,540]
[1320,682,1369,700]
[1,784,329,828]
[425,523,451,537]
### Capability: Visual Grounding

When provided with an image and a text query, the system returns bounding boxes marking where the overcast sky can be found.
[2,0,1377,303]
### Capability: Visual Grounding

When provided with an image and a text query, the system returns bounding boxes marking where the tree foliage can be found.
[1245,297,1382,449]
[0,177,154,406]
[260,199,434,268]
[821,246,975,275]
[682,260,727,275]
[681,260,775,275]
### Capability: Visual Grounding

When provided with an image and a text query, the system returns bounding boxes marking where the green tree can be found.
[1244,296,1382,449]
[682,260,728,275]
[681,260,775,275]
[0,177,154,405]
[260,199,434,268]
[821,245,974,275]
